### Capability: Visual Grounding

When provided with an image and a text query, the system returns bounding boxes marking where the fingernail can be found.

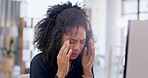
[64,40,67,44]
[67,40,69,43]
[67,40,69,44]
[69,49,72,52]
[90,39,92,42]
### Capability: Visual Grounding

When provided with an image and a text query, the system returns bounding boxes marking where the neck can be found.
[69,60,72,68]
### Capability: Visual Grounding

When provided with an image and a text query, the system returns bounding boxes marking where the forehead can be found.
[64,26,86,39]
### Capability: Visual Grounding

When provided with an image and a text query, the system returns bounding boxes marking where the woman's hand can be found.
[56,40,72,78]
[82,39,95,76]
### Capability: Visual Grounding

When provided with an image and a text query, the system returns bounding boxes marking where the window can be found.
[122,0,148,20]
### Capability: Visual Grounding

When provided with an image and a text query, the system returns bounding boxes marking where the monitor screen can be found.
[124,20,148,78]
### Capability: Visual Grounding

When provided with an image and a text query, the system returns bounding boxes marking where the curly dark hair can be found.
[34,1,93,71]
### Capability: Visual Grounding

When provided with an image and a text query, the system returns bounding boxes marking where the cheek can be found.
[69,44,74,50]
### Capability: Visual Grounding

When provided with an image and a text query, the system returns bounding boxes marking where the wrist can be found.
[56,71,65,78]
[82,74,93,78]
[56,74,65,78]
[83,69,92,76]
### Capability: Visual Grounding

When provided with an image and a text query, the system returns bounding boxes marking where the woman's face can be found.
[61,26,86,60]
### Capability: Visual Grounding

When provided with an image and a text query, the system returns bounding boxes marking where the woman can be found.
[30,1,95,78]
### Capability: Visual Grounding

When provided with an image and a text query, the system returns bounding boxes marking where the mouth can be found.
[71,53,79,57]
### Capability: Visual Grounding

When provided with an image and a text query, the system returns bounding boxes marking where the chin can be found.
[70,56,78,60]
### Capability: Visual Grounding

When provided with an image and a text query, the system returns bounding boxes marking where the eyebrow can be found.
[69,38,86,41]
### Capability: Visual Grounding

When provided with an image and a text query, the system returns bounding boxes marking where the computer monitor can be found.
[124,20,148,78]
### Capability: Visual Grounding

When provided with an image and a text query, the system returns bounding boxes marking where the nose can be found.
[73,43,80,52]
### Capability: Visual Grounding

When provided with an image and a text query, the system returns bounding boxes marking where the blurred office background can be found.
[0,0,148,78]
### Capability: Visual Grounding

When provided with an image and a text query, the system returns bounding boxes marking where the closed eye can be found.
[69,41,75,44]
[69,38,77,44]
[80,40,85,44]
[69,38,85,44]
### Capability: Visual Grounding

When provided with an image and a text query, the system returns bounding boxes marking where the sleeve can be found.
[30,55,48,78]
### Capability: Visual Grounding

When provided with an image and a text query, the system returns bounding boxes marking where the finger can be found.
[88,39,92,55]
[90,55,95,64]
[88,51,95,64]
[63,40,70,56]
[92,46,95,55]
[92,39,95,55]
[83,47,87,56]
[91,48,95,59]
[89,47,95,62]
[90,39,94,54]
[58,40,67,57]
[67,49,72,59]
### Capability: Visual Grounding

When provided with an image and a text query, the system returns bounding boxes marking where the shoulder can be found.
[31,53,43,64]
[30,53,46,69]
[30,53,58,78]
[30,53,50,78]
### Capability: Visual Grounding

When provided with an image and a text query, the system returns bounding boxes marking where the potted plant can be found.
[0,38,20,71]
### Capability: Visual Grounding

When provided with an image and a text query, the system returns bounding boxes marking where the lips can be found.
[71,53,79,57]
